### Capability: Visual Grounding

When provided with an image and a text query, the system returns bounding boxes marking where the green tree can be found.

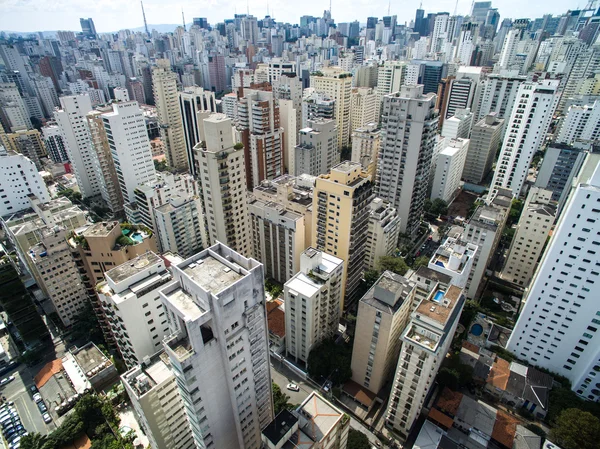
[363,269,380,289]
[307,338,352,385]
[19,433,47,449]
[347,429,371,449]
[437,368,460,390]
[550,408,600,449]
[154,159,169,172]
[272,382,294,415]
[424,198,449,218]
[377,256,409,276]
[412,256,430,269]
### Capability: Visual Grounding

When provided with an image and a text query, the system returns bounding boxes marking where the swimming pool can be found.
[470,324,484,336]
[130,232,144,243]
[433,291,445,302]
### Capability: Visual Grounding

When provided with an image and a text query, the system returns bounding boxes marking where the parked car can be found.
[32,393,42,403]
[286,383,300,392]
[29,385,38,395]
[0,376,14,386]
[37,401,47,414]
[42,413,52,423]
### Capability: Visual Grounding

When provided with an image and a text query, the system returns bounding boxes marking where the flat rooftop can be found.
[105,252,162,285]
[72,343,110,375]
[83,221,118,237]
[415,285,463,326]
[262,410,298,446]
[181,254,244,294]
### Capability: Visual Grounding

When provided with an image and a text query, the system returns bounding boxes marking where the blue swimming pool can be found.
[130,232,144,243]
[471,324,484,336]
[433,291,445,302]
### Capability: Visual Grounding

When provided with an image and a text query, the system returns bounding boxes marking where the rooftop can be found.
[83,221,118,237]
[414,285,463,326]
[267,299,285,338]
[487,357,511,390]
[105,252,162,285]
[262,410,298,446]
[361,271,414,314]
[71,343,111,377]
[296,392,343,443]
[181,254,244,294]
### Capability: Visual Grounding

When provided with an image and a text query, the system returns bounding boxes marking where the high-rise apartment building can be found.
[378,85,439,236]
[249,175,313,284]
[376,61,407,103]
[556,101,600,145]
[507,159,600,400]
[500,187,556,286]
[0,146,50,216]
[471,72,527,123]
[42,124,69,163]
[86,110,124,215]
[443,67,482,121]
[351,124,380,181]
[385,285,465,436]
[153,196,206,258]
[54,94,102,198]
[431,138,470,203]
[284,247,344,363]
[160,242,274,449]
[80,18,97,37]
[462,113,504,184]
[28,226,89,326]
[1,129,46,170]
[365,198,401,271]
[351,271,415,396]
[440,108,473,140]
[490,81,560,198]
[238,85,284,189]
[179,87,218,175]
[102,101,156,205]
[350,87,379,132]
[302,90,336,128]
[96,252,172,368]
[311,67,353,149]
[294,119,338,177]
[498,29,521,69]
[0,82,32,132]
[313,161,374,307]
[195,114,251,257]
[122,351,195,449]
[561,44,600,110]
[153,60,188,171]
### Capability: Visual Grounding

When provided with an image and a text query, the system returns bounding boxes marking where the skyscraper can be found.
[378,85,439,236]
[462,113,504,184]
[80,18,97,38]
[490,80,560,198]
[160,242,274,449]
[507,157,600,400]
[152,60,188,171]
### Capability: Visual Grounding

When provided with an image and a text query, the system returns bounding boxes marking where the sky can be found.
[0,0,579,33]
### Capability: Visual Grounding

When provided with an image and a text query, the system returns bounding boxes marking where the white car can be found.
[0,376,14,386]
[32,393,42,403]
[42,413,52,423]
[286,383,300,392]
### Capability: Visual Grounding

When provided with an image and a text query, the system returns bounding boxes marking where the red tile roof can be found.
[267,299,285,338]
[34,359,63,389]
[436,387,463,415]
[428,408,454,430]
[488,357,510,390]
[462,340,480,354]
[492,410,519,448]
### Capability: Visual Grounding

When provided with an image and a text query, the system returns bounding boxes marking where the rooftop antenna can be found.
[420,1,423,9]
[140,0,150,37]
[330,0,332,15]
[182,9,186,31]
[454,0,459,16]
[247,0,250,16]
[388,0,391,15]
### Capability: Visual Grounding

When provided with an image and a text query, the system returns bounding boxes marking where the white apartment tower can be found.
[471,72,527,123]
[557,101,600,145]
[102,101,156,205]
[365,198,401,271]
[498,29,521,69]
[195,114,251,257]
[160,243,274,449]
[490,81,560,198]
[97,252,172,368]
[153,60,188,171]
[310,67,353,149]
[54,94,101,198]
[428,237,478,289]
[153,196,206,258]
[122,352,195,449]
[378,85,439,236]
[507,160,600,400]
[500,187,556,286]
[376,61,406,103]
[284,247,344,363]
[440,108,473,140]
[294,119,338,177]
[0,147,50,216]
[386,285,465,436]
[431,138,470,203]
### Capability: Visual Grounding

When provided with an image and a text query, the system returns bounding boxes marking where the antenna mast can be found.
[141,1,150,37]
[454,0,459,15]
[182,9,186,31]
[388,0,391,15]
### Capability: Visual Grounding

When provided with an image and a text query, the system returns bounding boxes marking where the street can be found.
[269,356,389,448]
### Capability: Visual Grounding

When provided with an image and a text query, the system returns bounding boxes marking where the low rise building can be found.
[69,342,119,391]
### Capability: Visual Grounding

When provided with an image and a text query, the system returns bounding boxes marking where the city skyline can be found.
[1,0,570,33]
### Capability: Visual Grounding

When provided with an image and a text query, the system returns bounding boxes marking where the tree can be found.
[272,382,294,415]
[377,256,409,276]
[154,159,169,172]
[347,429,371,449]
[340,146,352,161]
[363,269,380,289]
[550,408,600,449]
[412,256,430,269]
[424,198,448,218]
[437,368,460,390]
[307,338,352,386]
[19,433,47,449]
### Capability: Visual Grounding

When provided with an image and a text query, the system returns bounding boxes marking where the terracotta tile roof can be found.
[488,357,510,390]
[436,387,463,415]
[267,299,285,338]
[343,380,377,408]
[428,407,454,430]
[59,434,92,449]
[462,340,480,354]
[492,410,519,448]
[34,359,63,389]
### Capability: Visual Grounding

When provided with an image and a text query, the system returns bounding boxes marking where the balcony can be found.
[165,333,194,363]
